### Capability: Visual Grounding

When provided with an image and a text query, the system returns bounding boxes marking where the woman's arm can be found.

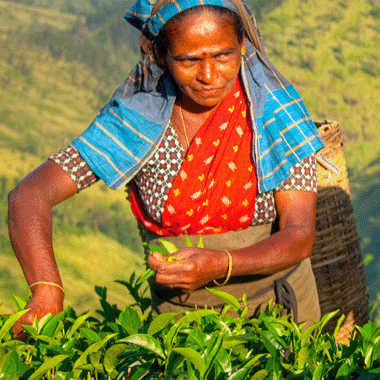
[230,190,317,275]
[148,190,316,293]
[8,160,78,339]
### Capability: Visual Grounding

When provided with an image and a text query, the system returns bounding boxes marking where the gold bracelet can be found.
[213,250,232,286]
[29,281,65,294]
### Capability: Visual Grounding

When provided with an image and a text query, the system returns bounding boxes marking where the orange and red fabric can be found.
[129,78,257,236]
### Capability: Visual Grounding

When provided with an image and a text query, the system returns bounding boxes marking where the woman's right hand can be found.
[12,284,64,341]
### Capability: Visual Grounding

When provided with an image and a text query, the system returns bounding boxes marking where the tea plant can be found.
[1,239,380,379]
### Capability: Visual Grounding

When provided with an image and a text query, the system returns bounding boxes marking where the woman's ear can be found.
[241,35,246,56]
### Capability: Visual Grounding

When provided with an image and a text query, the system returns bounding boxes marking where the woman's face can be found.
[160,12,245,110]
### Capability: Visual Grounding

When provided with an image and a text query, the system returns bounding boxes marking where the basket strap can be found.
[316,153,340,174]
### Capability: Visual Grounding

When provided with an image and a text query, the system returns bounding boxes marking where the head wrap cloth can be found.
[71,0,324,192]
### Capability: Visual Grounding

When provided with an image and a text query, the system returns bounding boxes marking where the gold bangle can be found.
[29,281,65,294]
[213,250,232,286]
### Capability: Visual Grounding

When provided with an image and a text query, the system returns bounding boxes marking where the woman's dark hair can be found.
[154,5,245,57]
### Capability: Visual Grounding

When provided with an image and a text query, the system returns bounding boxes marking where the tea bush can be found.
[1,240,379,379]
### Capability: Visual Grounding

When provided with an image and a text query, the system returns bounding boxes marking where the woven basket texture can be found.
[312,120,369,343]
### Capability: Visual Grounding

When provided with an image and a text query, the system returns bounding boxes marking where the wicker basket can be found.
[312,120,369,343]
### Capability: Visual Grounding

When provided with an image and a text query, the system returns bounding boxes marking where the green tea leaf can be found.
[73,334,117,377]
[363,321,380,335]
[221,337,245,351]
[17,324,38,339]
[336,363,354,378]
[185,236,193,247]
[333,314,346,340]
[118,306,141,333]
[147,312,181,336]
[260,330,286,356]
[250,369,269,380]
[90,351,102,367]
[158,239,178,253]
[118,334,166,359]
[205,329,227,377]
[172,347,206,375]
[0,345,6,360]
[0,309,29,342]
[318,310,340,334]
[215,348,232,374]
[62,337,76,351]
[296,346,309,369]
[265,356,282,372]
[269,318,294,331]
[104,343,128,373]
[40,312,64,337]
[33,335,60,345]
[165,322,183,353]
[11,294,27,312]
[301,319,324,347]
[28,355,69,380]
[136,268,155,285]
[66,312,91,340]
[144,242,169,254]
[128,361,153,380]
[289,318,302,339]
[74,363,95,371]
[227,367,250,380]
[80,327,101,343]
[243,353,267,367]
[177,309,217,327]
[206,288,240,311]
[365,344,375,368]
[0,348,17,375]
[165,256,178,262]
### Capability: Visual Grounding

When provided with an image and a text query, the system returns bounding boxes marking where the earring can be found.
[241,47,246,56]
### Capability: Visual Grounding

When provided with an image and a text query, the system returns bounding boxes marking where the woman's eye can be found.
[180,58,198,67]
[216,53,230,61]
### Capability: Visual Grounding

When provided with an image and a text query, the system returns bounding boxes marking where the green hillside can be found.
[0,0,144,314]
[1,0,380,320]
[258,0,380,320]
[261,0,380,176]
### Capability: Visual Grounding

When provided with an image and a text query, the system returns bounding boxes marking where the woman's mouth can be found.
[196,88,222,97]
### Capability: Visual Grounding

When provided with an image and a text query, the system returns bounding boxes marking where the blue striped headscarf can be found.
[72,0,324,192]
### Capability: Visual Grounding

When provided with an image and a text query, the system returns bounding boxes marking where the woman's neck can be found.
[176,93,221,121]
[172,103,214,152]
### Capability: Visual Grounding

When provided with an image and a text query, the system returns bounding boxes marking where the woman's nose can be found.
[197,59,217,84]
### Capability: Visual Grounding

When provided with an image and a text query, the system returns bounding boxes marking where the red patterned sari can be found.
[129,78,257,236]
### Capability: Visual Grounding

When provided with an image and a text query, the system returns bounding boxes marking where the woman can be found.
[9,0,324,339]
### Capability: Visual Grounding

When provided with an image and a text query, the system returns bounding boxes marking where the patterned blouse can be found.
[50,122,317,227]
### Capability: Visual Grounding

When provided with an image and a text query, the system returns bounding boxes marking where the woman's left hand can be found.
[147,248,228,293]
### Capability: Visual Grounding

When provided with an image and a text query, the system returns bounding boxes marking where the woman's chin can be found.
[184,94,223,110]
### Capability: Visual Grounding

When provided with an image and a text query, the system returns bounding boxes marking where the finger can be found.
[155,272,180,286]
[150,258,191,277]
[148,252,182,272]
[151,252,167,261]
[172,248,197,260]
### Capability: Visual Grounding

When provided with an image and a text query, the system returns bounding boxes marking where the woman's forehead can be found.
[166,11,229,34]
[165,14,239,54]
[125,0,238,40]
